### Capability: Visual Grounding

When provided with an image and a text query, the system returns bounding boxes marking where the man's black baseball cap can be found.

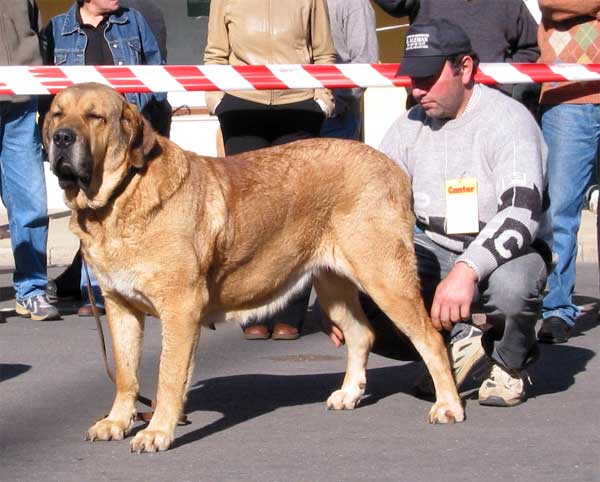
[398,18,472,78]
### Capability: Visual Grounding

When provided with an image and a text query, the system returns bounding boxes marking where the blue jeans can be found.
[0,99,49,300]
[541,104,600,326]
[80,262,104,308]
[320,110,362,140]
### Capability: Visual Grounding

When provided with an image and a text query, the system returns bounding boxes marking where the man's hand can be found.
[321,314,345,347]
[430,262,478,332]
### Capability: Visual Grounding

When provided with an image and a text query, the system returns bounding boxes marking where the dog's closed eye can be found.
[85,112,106,123]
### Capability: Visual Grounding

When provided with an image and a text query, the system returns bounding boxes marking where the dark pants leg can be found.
[477,251,547,370]
[217,95,324,156]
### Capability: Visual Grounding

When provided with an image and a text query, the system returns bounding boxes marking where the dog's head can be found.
[43,82,158,210]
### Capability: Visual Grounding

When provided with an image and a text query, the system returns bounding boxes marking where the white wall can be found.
[363,87,407,149]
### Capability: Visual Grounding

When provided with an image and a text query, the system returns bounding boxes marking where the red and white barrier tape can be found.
[0,63,598,95]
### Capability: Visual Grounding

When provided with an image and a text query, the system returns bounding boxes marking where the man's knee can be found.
[484,254,547,317]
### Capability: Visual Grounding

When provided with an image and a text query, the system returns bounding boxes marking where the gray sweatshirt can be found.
[326,0,379,115]
[380,84,550,280]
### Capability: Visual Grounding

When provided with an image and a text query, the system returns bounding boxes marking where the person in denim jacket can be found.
[43,0,166,118]
[42,0,166,317]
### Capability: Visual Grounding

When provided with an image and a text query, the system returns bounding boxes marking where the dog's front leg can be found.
[87,296,145,442]
[130,306,201,453]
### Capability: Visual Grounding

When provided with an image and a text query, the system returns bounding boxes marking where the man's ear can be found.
[461,55,475,85]
[122,102,158,169]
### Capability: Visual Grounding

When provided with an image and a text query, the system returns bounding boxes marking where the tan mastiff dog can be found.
[43,83,464,453]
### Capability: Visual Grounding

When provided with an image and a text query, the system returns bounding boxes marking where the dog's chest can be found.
[87,240,152,306]
[95,267,152,306]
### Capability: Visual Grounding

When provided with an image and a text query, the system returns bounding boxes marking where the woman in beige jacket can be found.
[203,0,336,340]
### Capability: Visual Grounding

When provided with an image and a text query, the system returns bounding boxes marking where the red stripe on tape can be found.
[371,64,410,87]
[302,64,353,88]
[29,66,73,94]
[513,63,564,82]
[234,65,288,90]
[473,69,497,85]
[164,65,217,91]
[96,66,151,92]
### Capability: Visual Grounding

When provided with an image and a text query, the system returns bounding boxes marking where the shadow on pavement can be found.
[530,343,595,398]
[0,285,15,303]
[571,294,600,338]
[0,363,31,382]
[172,363,421,450]
[171,312,598,450]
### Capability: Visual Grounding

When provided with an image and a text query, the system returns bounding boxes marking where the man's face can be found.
[410,58,472,120]
[87,0,120,14]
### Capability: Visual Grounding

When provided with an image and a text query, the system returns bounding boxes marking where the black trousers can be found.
[216,94,325,155]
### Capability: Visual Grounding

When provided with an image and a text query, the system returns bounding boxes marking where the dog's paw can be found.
[326,388,363,410]
[86,418,132,442]
[130,429,174,453]
[428,401,465,424]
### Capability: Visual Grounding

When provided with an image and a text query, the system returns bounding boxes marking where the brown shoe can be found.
[78,304,106,317]
[242,324,271,340]
[272,322,300,340]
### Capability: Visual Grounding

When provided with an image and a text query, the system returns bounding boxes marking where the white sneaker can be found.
[16,294,60,321]
[415,324,487,395]
[478,363,527,407]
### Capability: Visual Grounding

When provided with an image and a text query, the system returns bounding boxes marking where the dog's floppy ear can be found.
[122,101,158,169]
[40,96,56,153]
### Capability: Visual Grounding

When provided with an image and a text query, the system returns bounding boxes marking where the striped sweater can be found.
[538,2,600,105]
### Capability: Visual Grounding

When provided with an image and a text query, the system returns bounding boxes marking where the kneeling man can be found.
[327,18,551,407]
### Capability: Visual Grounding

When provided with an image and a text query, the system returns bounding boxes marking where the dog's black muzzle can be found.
[50,128,92,190]
[53,127,76,149]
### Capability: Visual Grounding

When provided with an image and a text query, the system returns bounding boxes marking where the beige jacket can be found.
[203,0,336,115]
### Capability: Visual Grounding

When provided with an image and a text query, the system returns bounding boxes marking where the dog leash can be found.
[81,250,187,424]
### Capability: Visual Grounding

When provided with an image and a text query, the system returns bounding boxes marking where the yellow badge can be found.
[445,178,479,234]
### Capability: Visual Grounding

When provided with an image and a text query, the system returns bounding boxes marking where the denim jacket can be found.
[44,3,166,109]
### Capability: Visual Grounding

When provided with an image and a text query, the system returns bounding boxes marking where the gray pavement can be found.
[0,211,599,482]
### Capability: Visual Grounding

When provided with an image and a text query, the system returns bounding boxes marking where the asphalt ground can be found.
[1,257,599,482]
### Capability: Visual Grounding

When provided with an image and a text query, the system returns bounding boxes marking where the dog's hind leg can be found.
[313,270,375,410]
[364,282,464,424]
[86,296,145,442]
[130,294,203,453]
